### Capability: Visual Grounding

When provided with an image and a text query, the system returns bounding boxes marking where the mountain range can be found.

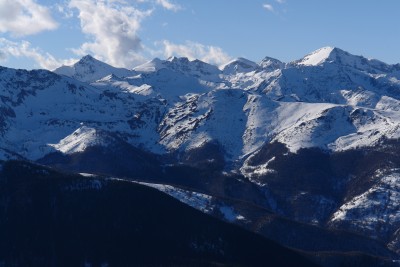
[1,46,400,266]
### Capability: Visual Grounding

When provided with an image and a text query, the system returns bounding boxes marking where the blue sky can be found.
[0,0,399,70]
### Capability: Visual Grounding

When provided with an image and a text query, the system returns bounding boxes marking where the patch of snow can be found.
[137,182,215,214]
[219,205,246,222]
[133,180,246,222]
[79,173,97,177]
[376,96,400,112]
[331,170,400,238]
[48,126,109,154]
[240,155,276,184]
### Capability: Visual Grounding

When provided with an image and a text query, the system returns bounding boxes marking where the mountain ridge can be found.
[1,46,400,266]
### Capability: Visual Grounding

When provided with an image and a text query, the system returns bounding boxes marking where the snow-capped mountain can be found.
[2,46,400,179]
[1,47,400,265]
[134,56,222,79]
[294,46,393,72]
[36,47,399,159]
[54,55,135,82]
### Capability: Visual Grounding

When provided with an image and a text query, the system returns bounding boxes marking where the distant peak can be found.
[260,56,282,63]
[167,56,190,63]
[296,47,338,66]
[75,55,108,68]
[74,55,118,69]
[259,56,284,70]
[150,57,163,63]
[225,57,256,64]
[221,57,258,73]
[134,58,167,72]
[53,54,133,82]
[236,57,251,62]
[80,54,96,62]
[166,56,177,61]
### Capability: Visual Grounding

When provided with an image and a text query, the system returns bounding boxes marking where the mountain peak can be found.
[259,56,284,71]
[134,58,166,72]
[54,55,133,82]
[221,57,259,74]
[62,55,110,70]
[296,46,340,66]
[80,54,96,62]
[134,57,221,78]
[294,47,392,73]
[167,56,190,64]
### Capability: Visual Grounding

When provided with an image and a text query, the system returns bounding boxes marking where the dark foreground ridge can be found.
[0,160,318,267]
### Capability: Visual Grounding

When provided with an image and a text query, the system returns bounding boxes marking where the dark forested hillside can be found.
[0,161,319,267]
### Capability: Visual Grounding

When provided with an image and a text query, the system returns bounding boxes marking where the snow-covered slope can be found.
[49,126,119,154]
[296,46,336,66]
[294,47,393,73]
[330,168,400,239]
[1,47,400,160]
[0,66,167,159]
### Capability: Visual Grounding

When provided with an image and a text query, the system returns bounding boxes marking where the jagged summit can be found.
[134,56,221,79]
[166,56,190,63]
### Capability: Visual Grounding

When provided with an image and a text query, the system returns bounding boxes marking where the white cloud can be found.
[156,0,181,12]
[161,40,231,66]
[276,0,285,3]
[263,3,274,12]
[69,0,152,68]
[0,0,58,36]
[0,38,77,69]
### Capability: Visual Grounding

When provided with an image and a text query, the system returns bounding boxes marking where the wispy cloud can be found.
[68,0,152,68]
[0,38,77,69]
[0,50,6,61]
[55,3,74,19]
[262,3,274,12]
[161,40,231,66]
[156,0,181,12]
[0,0,58,36]
[276,0,285,4]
